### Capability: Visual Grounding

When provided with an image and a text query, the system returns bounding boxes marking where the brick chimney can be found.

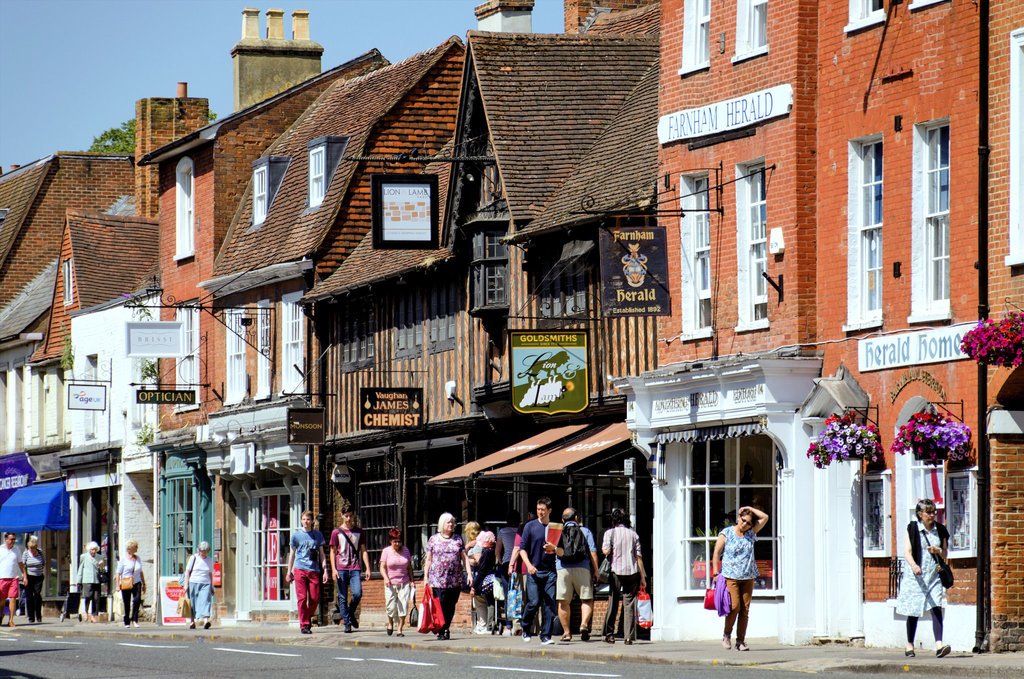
[475,0,534,32]
[231,7,324,112]
[134,83,211,219]
[563,0,651,34]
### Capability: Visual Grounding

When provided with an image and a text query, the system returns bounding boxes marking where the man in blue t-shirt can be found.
[518,496,558,644]
[554,507,599,642]
[286,510,327,634]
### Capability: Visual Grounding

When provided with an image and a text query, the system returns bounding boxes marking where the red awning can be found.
[482,422,631,477]
[427,424,588,483]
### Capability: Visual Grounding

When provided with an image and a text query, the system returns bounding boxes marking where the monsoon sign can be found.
[510,331,589,415]
[0,453,36,506]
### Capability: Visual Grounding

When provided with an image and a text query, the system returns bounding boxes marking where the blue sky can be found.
[0,0,564,171]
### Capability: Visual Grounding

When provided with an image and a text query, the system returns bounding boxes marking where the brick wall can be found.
[990,436,1024,651]
[135,97,211,219]
[564,0,653,33]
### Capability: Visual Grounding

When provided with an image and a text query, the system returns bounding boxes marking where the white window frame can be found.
[680,0,712,75]
[62,258,73,306]
[256,299,271,399]
[736,161,769,331]
[225,309,247,404]
[175,157,195,259]
[253,166,268,225]
[846,0,885,34]
[734,0,768,63]
[175,306,200,406]
[862,470,892,557]
[908,120,951,323]
[945,468,977,558]
[247,488,301,609]
[308,145,326,208]
[845,136,884,331]
[908,0,950,12]
[679,174,713,338]
[1007,28,1024,266]
[280,292,305,395]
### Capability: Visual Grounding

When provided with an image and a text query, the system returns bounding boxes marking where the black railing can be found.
[888,557,903,599]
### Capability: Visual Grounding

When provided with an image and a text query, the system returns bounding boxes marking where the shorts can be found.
[0,578,19,600]
[556,567,593,601]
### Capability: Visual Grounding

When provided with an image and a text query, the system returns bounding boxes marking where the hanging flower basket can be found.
[891,411,972,466]
[806,412,884,469]
[960,312,1024,368]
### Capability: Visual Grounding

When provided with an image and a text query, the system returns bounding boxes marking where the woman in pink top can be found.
[379,527,413,636]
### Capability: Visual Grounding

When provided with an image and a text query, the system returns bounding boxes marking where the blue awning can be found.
[0,481,70,531]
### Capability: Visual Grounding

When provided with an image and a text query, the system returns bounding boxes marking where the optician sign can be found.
[858,322,975,372]
[67,383,106,411]
[136,389,195,404]
[658,83,794,145]
[125,321,182,358]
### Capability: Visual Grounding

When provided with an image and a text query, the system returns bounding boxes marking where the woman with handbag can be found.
[601,508,646,645]
[75,541,104,623]
[712,505,769,652]
[116,539,146,627]
[183,541,215,629]
[422,512,471,640]
[896,498,951,658]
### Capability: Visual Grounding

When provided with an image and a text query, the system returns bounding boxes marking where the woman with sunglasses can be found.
[896,498,951,658]
[712,505,769,652]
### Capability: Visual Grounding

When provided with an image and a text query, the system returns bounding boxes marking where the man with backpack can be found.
[554,507,599,642]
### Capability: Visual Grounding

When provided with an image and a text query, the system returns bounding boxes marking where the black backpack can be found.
[559,522,589,564]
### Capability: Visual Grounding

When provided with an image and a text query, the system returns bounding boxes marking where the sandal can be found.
[560,633,572,642]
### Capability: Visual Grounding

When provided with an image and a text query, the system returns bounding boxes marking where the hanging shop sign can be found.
[65,467,118,492]
[287,408,326,445]
[371,174,439,249]
[858,322,974,373]
[599,226,671,317]
[67,383,107,411]
[510,330,589,415]
[658,83,794,145]
[360,388,424,429]
[125,321,182,357]
[0,453,36,506]
[135,389,195,405]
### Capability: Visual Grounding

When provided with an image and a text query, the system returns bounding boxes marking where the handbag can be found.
[120,577,135,591]
[636,586,653,629]
[408,586,419,627]
[506,581,523,619]
[703,586,716,611]
[177,595,192,619]
[492,575,505,601]
[597,557,613,585]
[924,531,954,588]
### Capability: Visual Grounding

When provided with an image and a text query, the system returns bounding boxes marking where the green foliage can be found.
[140,359,159,383]
[136,423,155,446]
[60,324,75,372]
[89,119,136,154]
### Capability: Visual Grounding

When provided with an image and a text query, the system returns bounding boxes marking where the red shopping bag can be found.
[637,586,653,629]
[417,585,445,634]
[704,587,716,611]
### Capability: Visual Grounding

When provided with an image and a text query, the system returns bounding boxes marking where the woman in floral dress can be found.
[422,512,471,640]
[896,498,951,658]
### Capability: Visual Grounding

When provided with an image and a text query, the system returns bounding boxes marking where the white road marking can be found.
[333,657,366,661]
[473,666,619,678]
[0,637,17,641]
[370,658,437,666]
[213,647,301,657]
[31,639,84,645]
[119,642,189,648]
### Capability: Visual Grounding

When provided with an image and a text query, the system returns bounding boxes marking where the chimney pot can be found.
[266,9,285,40]
[10,165,20,172]
[292,10,310,41]
[241,7,260,39]
[176,82,188,98]
[475,0,534,33]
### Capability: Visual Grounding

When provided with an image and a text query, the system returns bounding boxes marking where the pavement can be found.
[3,618,1023,677]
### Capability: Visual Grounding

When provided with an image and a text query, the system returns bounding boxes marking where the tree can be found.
[89,119,136,153]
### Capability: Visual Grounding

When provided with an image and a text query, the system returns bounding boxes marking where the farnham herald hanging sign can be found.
[599,226,671,317]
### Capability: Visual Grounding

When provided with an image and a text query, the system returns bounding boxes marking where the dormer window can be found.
[305,136,348,212]
[250,156,291,228]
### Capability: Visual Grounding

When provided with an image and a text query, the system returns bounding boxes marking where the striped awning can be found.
[655,420,765,445]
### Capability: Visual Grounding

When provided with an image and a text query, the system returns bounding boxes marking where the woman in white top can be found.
[183,541,215,629]
[21,536,45,623]
[116,539,146,627]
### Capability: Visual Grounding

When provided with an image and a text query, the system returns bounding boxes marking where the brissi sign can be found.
[510,331,589,415]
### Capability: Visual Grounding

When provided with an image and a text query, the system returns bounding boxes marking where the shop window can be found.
[175,157,194,259]
[736,162,769,329]
[946,469,977,558]
[862,471,891,557]
[680,0,711,74]
[281,293,305,394]
[394,290,423,359]
[909,121,951,323]
[470,229,508,313]
[682,435,778,592]
[164,475,195,575]
[734,0,768,62]
[340,297,374,367]
[428,282,458,352]
[1008,29,1024,265]
[680,174,713,337]
[252,492,292,604]
[845,137,884,330]
[908,458,945,525]
[224,309,247,404]
[846,0,884,33]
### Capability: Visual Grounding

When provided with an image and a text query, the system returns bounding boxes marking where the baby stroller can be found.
[492,575,510,635]
[59,588,82,623]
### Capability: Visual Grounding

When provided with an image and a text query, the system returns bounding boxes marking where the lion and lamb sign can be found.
[510,331,589,415]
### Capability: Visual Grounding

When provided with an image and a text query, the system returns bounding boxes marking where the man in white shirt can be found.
[0,532,28,627]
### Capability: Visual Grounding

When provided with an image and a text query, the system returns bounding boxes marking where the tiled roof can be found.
[0,157,53,267]
[586,2,660,37]
[66,210,159,309]
[467,31,658,222]
[517,58,659,237]
[0,259,56,340]
[214,38,463,278]
[305,143,455,300]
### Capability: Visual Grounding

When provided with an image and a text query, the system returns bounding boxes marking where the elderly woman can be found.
[116,539,146,627]
[422,512,471,640]
[379,527,413,637]
[471,530,496,635]
[76,541,104,623]
[183,541,215,629]
[896,498,952,658]
[21,536,45,624]
[713,505,770,651]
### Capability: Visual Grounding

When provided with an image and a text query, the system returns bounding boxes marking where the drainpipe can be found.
[974,0,991,655]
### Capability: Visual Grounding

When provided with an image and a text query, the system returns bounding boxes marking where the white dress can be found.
[895,522,946,617]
